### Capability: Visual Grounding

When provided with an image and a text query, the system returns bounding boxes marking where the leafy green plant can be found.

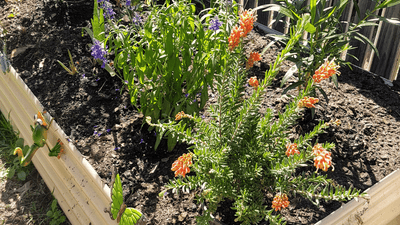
[0,112,32,181]
[46,197,66,225]
[262,0,400,94]
[87,0,239,150]
[148,13,367,224]
[57,49,79,75]
[110,173,143,224]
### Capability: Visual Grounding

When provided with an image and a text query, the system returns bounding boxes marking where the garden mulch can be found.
[1,0,400,224]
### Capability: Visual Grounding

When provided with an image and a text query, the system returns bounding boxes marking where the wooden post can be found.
[389,45,400,81]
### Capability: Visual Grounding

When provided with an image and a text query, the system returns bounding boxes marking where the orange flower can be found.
[272,193,290,211]
[175,111,193,121]
[298,96,319,108]
[246,52,262,69]
[312,144,333,172]
[57,139,65,159]
[228,25,242,51]
[313,58,340,83]
[171,153,193,177]
[239,10,256,38]
[248,76,259,89]
[285,143,300,157]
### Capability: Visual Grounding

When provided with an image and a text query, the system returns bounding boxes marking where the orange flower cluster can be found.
[57,139,64,159]
[228,26,242,51]
[239,10,255,38]
[171,153,193,177]
[175,111,193,121]
[312,58,340,83]
[248,76,259,89]
[246,52,262,69]
[271,193,290,211]
[228,10,256,51]
[285,143,300,157]
[298,96,319,109]
[312,144,333,172]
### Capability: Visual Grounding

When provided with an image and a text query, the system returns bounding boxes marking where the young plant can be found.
[46,197,66,225]
[110,173,143,224]
[148,12,367,224]
[57,49,79,75]
[262,0,400,95]
[13,111,64,167]
[0,112,32,181]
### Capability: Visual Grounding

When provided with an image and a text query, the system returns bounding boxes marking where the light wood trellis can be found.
[240,0,400,81]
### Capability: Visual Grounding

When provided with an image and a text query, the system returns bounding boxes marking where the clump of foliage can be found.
[148,10,368,225]
[0,112,32,181]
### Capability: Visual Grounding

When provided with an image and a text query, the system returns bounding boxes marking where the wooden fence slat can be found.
[370,4,400,80]
[246,0,400,80]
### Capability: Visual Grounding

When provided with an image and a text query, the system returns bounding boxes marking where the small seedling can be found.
[57,49,79,75]
[46,198,66,225]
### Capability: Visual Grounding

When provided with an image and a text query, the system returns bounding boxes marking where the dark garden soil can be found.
[2,0,400,224]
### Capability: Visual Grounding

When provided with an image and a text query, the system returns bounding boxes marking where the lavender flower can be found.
[126,0,131,6]
[106,129,111,132]
[209,16,223,31]
[139,139,144,144]
[133,12,142,25]
[124,80,128,84]
[100,0,116,19]
[91,39,108,68]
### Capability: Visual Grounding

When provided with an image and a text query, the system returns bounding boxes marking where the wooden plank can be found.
[389,44,400,81]
[346,1,377,66]
[370,4,400,80]
[361,9,385,71]
[0,66,118,225]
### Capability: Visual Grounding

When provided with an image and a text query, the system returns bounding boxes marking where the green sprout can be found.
[57,49,79,75]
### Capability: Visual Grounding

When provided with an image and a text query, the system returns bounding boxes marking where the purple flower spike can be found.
[116,88,120,91]
[82,74,86,78]
[102,1,116,19]
[107,129,111,132]
[185,94,189,98]
[126,0,131,6]
[139,139,144,144]
[94,131,98,135]
[98,132,102,137]
[91,39,108,68]
[133,12,142,25]
[209,16,223,31]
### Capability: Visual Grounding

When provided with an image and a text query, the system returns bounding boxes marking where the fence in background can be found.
[241,0,400,81]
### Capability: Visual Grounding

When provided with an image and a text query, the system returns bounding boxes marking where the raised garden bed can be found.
[2,0,400,224]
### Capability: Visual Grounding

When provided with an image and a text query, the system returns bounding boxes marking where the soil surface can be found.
[2,0,400,224]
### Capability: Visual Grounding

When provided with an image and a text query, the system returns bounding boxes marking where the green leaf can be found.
[120,208,142,225]
[354,32,380,58]
[282,81,305,95]
[7,168,15,179]
[310,0,317,24]
[305,23,316,34]
[281,64,298,87]
[111,174,124,220]
[315,86,329,103]
[17,171,26,181]
[331,74,339,88]
[167,133,177,151]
